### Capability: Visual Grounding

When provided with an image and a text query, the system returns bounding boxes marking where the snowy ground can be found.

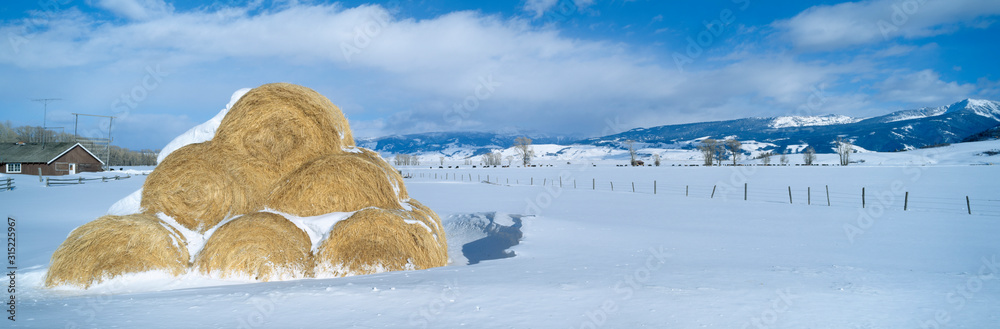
[4,143,1000,328]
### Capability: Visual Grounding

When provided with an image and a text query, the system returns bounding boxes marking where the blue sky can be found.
[1,0,999,150]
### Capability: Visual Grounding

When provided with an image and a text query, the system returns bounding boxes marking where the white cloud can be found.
[0,2,992,145]
[522,0,594,19]
[523,0,559,18]
[91,0,173,21]
[775,0,1000,51]
[875,69,976,105]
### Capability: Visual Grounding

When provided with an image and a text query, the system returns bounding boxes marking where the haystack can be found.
[195,212,312,281]
[141,142,252,232]
[267,153,404,217]
[213,83,356,175]
[314,208,448,277]
[45,213,189,288]
[357,148,409,200]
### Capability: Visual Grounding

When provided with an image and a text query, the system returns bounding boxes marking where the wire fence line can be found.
[405,171,1000,217]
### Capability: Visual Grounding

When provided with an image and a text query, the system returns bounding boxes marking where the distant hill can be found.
[962,124,1000,142]
[361,99,1000,157]
[580,99,1000,153]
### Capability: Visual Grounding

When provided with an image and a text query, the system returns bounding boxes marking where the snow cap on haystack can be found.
[267,153,405,217]
[314,208,448,277]
[141,142,252,233]
[195,212,312,281]
[45,214,190,288]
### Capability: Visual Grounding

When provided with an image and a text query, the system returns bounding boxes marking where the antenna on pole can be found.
[32,98,62,128]
[32,98,62,148]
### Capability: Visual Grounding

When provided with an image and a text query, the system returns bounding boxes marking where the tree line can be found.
[700,137,853,166]
[0,121,159,166]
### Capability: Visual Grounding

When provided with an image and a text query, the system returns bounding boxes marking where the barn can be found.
[0,142,105,176]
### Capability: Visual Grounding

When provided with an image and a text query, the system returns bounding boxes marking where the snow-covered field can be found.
[4,142,1000,328]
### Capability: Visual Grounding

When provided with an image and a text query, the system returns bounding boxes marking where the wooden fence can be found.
[0,178,13,191]
[46,175,132,187]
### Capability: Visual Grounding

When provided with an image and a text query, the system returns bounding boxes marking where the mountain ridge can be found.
[362,99,1000,156]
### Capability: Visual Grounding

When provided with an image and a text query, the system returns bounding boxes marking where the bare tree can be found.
[481,151,502,166]
[713,142,727,166]
[652,153,661,166]
[761,151,772,165]
[505,155,514,166]
[514,137,534,166]
[625,140,638,166]
[803,146,816,165]
[698,139,718,166]
[725,139,742,165]
[395,154,423,166]
[780,151,789,165]
[836,137,852,166]
[439,156,445,166]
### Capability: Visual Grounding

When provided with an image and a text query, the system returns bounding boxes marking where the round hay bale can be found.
[141,142,252,232]
[407,199,448,255]
[267,153,404,217]
[195,212,312,281]
[213,83,355,175]
[314,208,447,277]
[45,213,189,288]
[357,148,408,200]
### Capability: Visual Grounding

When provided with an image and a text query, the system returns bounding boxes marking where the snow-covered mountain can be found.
[583,98,1000,153]
[364,99,1000,161]
[769,114,862,128]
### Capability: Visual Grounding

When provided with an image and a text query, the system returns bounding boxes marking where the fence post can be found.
[967,196,971,215]
[686,185,689,197]
[904,192,908,211]
[862,187,866,208]
[543,178,546,186]
[560,176,562,188]
[808,187,811,205]
[574,180,577,189]
[711,185,716,198]
[38,168,42,182]
[826,185,831,206]
[78,177,83,184]
[632,182,635,193]
[611,182,614,191]
[744,183,747,201]
[654,180,657,194]
[788,186,793,204]
[592,179,595,190]
[46,177,50,187]
[102,176,107,182]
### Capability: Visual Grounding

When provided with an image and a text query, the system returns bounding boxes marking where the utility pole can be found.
[32,98,62,148]
[71,113,116,170]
